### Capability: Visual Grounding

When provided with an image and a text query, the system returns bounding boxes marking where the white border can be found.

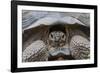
[17,5,94,68]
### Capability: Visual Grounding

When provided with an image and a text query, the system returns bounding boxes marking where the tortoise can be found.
[22,12,90,62]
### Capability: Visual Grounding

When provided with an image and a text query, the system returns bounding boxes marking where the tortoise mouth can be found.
[48,40,66,47]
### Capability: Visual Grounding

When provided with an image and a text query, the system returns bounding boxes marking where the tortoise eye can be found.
[51,34,53,38]
[62,35,64,38]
